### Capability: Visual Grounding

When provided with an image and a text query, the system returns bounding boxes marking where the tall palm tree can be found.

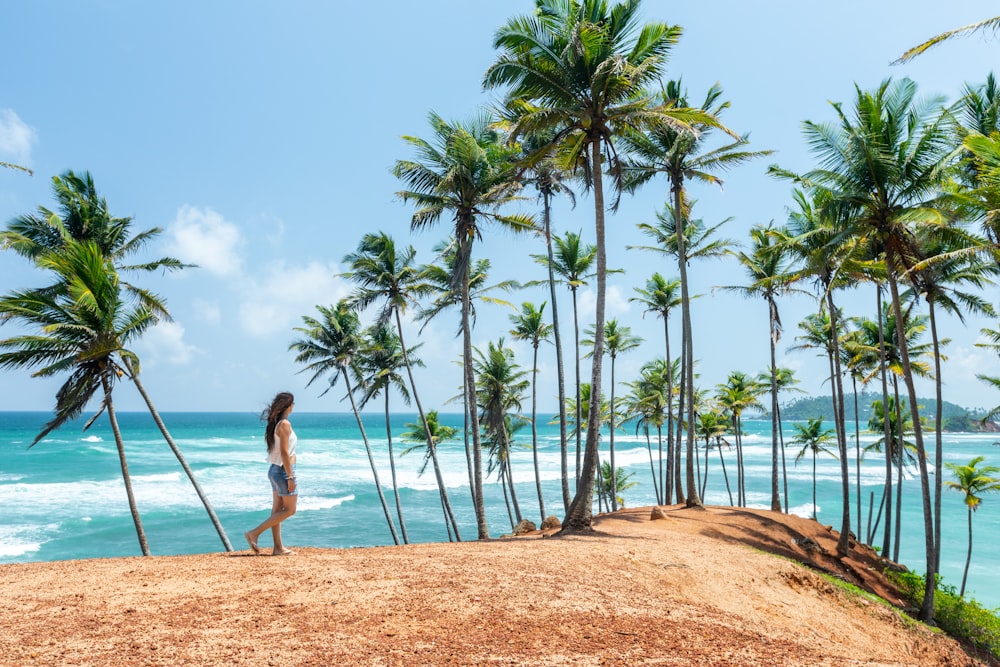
[2,176,230,552]
[509,301,553,522]
[518,132,575,513]
[0,239,156,555]
[357,322,417,544]
[944,456,1000,598]
[472,338,530,526]
[399,410,462,541]
[341,231,462,540]
[394,111,532,539]
[629,196,736,504]
[486,0,689,531]
[289,301,400,545]
[791,418,838,520]
[778,80,956,618]
[622,79,770,509]
[531,230,596,488]
[631,273,682,503]
[721,224,796,512]
[623,358,671,504]
[584,318,641,511]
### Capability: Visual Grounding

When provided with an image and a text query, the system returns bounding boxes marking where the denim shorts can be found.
[268,463,298,497]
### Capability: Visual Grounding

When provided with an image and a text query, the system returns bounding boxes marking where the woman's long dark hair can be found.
[262,392,294,453]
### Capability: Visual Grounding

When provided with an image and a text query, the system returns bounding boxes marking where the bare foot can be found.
[244,531,260,555]
[271,548,296,556]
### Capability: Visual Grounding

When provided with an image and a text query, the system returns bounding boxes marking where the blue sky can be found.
[2,1,998,416]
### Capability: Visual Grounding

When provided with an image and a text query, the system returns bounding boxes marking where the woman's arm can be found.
[277,421,296,491]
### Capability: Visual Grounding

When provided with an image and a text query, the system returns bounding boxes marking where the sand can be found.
[1,505,992,666]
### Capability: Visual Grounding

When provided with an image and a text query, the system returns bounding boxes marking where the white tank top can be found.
[267,420,298,465]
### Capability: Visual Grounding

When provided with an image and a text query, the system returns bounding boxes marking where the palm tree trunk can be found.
[734,415,744,507]
[928,299,943,573]
[877,287,894,557]
[674,355,686,504]
[563,139,607,530]
[663,319,673,505]
[961,508,972,598]
[542,193,571,513]
[103,375,149,556]
[344,374,399,545]
[384,391,409,544]
[826,289,852,556]
[852,379,862,539]
[887,270,936,622]
[674,180,701,509]
[462,270,490,539]
[128,367,232,552]
[395,310,460,540]
[778,403,789,514]
[531,345,546,522]
[609,358,618,512]
[644,426,660,505]
[571,288,583,487]
[717,441,734,506]
[769,299,782,512]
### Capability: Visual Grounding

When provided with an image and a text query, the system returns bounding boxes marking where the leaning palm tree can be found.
[340,231,462,540]
[2,182,230,552]
[399,410,462,541]
[944,456,1000,598]
[394,111,532,539]
[289,301,400,545]
[509,301,552,522]
[0,239,156,555]
[531,230,596,487]
[791,418,838,520]
[356,322,417,544]
[486,0,692,531]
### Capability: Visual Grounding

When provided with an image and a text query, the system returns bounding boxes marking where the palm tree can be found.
[341,231,462,540]
[622,79,770,509]
[599,461,637,509]
[509,302,553,522]
[518,132,575,513]
[631,273,682,502]
[584,319,641,511]
[944,456,1000,598]
[289,301,400,545]
[715,371,763,507]
[531,230,596,488]
[1,176,230,552]
[778,79,956,618]
[721,224,796,512]
[895,16,1000,63]
[791,418,838,520]
[623,358,671,504]
[472,338,530,527]
[0,239,156,554]
[866,394,918,562]
[486,0,689,531]
[394,111,532,539]
[357,322,417,544]
[629,196,736,503]
[976,323,1000,422]
[758,366,804,515]
[693,405,731,502]
[400,410,462,540]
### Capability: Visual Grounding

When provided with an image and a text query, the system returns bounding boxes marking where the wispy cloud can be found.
[0,109,37,163]
[135,321,200,367]
[239,260,349,338]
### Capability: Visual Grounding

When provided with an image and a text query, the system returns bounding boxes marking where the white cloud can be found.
[193,299,221,325]
[165,206,244,278]
[239,260,348,338]
[0,109,37,163]
[135,321,200,366]
[577,284,632,324]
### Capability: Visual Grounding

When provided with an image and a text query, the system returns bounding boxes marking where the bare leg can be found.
[246,493,297,555]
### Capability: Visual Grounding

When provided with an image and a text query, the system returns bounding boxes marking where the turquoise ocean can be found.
[2,410,998,610]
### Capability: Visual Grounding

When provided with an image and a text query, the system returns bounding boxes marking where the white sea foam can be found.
[81,435,103,443]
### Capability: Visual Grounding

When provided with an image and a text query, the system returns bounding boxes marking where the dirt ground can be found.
[1,505,993,666]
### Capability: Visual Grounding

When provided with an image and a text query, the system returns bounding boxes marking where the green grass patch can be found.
[888,570,1000,661]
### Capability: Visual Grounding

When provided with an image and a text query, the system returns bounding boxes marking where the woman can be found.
[245,391,298,555]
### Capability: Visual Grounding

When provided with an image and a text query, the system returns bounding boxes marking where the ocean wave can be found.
[81,435,103,443]
[299,495,355,512]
